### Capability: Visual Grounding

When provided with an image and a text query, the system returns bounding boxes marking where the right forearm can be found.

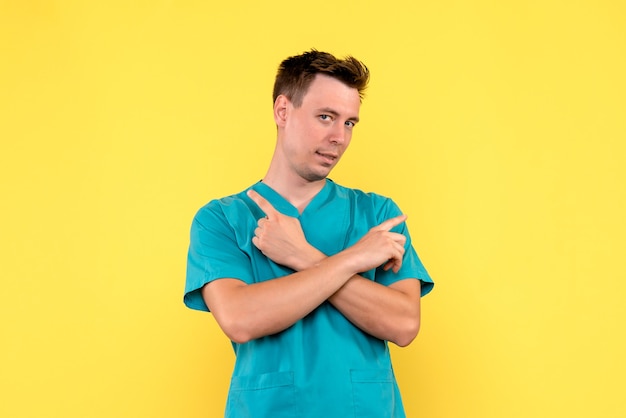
[204,252,357,343]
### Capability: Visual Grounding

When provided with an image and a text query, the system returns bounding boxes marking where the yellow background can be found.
[1,1,625,417]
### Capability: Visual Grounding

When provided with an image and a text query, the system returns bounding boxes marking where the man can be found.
[184,50,434,417]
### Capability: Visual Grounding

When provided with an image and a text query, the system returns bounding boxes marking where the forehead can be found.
[300,74,361,110]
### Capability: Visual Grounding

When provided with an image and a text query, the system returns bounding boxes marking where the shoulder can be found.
[328,179,399,216]
[328,179,389,201]
[190,185,261,233]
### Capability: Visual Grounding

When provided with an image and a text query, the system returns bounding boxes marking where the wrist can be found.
[293,247,326,271]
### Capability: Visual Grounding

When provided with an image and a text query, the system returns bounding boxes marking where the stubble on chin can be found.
[299,165,331,183]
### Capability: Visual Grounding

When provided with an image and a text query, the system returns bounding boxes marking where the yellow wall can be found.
[1,1,624,417]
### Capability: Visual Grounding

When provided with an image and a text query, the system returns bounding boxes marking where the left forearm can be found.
[328,277,421,346]
[289,246,422,346]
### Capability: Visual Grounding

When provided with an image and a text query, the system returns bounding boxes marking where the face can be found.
[275,74,361,183]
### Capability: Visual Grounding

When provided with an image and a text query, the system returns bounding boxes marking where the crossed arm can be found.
[201,190,422,346]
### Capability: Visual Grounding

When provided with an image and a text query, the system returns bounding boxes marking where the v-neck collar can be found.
[251,179,333,218]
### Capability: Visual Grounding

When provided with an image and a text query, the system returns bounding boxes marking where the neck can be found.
[262,162,327,213]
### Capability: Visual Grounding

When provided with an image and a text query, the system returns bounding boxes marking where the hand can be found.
[344,215,408,274]
[247,189,324,270]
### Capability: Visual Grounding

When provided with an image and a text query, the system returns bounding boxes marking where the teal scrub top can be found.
[185,179,434,418]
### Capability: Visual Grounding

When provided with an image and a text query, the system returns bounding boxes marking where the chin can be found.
[305,174,328,182]
[298,164,335,182]
[302,171,330,182]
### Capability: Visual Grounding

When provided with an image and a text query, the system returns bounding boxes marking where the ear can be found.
[273,95,289,127]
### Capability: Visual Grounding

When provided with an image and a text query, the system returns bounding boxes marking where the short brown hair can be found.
[272,49,370,107]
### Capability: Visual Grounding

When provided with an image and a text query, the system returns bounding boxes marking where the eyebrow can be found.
[318,107,360,123]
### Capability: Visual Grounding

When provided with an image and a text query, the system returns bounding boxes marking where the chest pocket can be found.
[226,371,296,418]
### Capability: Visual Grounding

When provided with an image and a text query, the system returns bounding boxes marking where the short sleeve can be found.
[184,203,254,312]
[373,198,434,297]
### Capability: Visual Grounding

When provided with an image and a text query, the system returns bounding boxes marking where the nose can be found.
[329,122,347,145]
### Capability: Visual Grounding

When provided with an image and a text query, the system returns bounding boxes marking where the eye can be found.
[319,114,331,121]
[345,120,356,128]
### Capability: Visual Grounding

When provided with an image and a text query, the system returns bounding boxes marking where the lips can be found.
[317,151,339,160]
[315,151,338,165]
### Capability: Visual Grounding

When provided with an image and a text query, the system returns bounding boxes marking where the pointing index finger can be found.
[376,214,408,232]
[247,189,278,219]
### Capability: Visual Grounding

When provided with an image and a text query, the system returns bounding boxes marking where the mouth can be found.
[315,151,338,166]
[316,151,338,160]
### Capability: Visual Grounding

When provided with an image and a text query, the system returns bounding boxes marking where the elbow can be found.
[222,323,252,344]
[227,330,254,345]
[392,317,421,348]
[202,281,258,344]
[214,306,288,344]
[215,313,256,344]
